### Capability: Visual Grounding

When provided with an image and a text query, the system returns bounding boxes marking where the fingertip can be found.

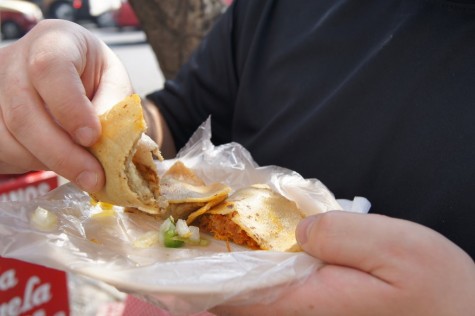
[74,125,100,147]
[75,169,104,193]
[74,153,104,193]
[296,214,320,248]
[73,98,102,147]
[61,148,105,193]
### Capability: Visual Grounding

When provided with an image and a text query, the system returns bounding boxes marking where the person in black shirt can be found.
[151,0,475,257]
[0,1,474,314]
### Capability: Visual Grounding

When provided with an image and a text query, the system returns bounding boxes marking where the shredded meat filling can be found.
[198,212,261,250]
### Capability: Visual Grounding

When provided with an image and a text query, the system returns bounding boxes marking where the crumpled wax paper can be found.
[0,118,370,315]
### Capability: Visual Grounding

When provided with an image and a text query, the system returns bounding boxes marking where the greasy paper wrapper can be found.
[0,119,370,315]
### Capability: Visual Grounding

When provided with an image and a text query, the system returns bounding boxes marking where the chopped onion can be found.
[159,216,174,234]
[158,216,207,248]
[30,206,58,232]
[176,219,191,238]
[189,226,200,242]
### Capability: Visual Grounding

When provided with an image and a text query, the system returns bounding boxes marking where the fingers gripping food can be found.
[87,95,231,219]
[88,94,167,214]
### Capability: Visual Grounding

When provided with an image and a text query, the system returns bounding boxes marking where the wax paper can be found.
[0,119,370,315]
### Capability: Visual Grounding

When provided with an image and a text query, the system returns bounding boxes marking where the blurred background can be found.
[0,0,140,40]
[0,0,161,97]
[0,0,232,95]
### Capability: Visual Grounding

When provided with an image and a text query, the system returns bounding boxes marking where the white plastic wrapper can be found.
[0,119,370,315]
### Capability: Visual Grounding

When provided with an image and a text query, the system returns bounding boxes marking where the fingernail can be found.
[75,127,96,146]
[296,215,319,246]
[76,171,98,192]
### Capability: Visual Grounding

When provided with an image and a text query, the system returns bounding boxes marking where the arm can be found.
[142,99,177,159]
[212,211,475,315]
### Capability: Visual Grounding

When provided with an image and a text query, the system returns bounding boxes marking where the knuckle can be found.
[28,49,59,78]
[36,18,60,28]
[3,102,30,134]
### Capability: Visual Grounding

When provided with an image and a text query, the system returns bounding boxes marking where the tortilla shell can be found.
[159,161,231,220]
[201,185,305,251]
[88,94,164,214]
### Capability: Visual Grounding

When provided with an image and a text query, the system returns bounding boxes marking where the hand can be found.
[212,211,475,315]
[0,19,133,192]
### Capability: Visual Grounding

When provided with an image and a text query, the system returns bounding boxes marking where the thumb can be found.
[296,211,430,283]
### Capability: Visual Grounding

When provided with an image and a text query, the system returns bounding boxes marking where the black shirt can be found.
[148,0,475,257]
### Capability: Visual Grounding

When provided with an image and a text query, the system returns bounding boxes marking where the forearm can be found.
[142,99,177,159]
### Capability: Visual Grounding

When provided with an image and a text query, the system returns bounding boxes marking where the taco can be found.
[160,161,231,221]
[195,184,306,252]
[88,94,166,215]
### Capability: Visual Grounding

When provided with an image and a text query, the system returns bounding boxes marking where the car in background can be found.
[113,0,139,29]
[25,0,120,26]
[88,0,120,27]
[26,0,83,21]
[0,0,43,39]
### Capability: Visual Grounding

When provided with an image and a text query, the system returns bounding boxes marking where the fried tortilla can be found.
[88,94,166,215]
[160,161,231,221]
[196,185,305,252]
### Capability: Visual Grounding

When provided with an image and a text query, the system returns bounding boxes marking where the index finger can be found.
[26,21,102,147]
[2,85,104,192]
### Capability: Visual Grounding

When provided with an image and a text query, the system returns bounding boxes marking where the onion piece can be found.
[30,206,58,232]
[176,219,192,238]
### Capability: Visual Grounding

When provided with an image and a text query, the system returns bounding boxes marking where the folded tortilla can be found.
[196,185,306,252]
[88,94,166,215]
[160,161,231,221]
